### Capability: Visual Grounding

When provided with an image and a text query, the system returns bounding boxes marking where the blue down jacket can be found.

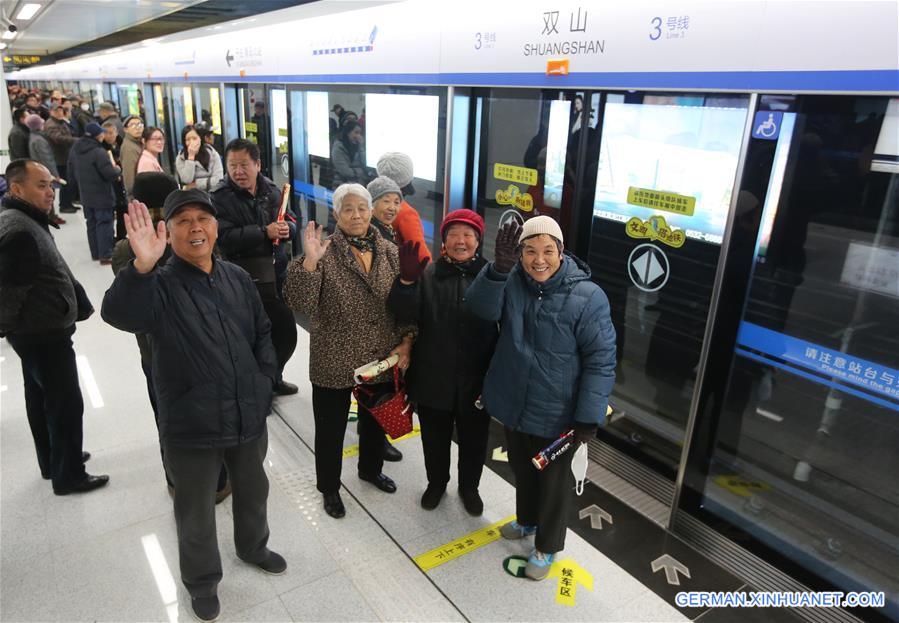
[465,252,616,438]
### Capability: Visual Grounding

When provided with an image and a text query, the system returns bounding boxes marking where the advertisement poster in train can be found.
[588,99,748,461]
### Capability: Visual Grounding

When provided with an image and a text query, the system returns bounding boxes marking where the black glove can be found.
[399,240,429,283]
[493,221,522,274]
[73,281,94,322]
[573,423,597,446]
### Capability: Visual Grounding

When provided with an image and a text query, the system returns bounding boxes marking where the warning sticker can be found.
[627,187,695,216]
[494,163,538,186]
[625,215,686,248]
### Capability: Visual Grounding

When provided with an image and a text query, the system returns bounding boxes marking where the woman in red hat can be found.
[387,209,499,514]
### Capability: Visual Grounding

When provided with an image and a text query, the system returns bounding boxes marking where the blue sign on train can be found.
[752,111,783,140]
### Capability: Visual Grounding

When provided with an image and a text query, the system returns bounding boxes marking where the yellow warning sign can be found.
[548,558,594,606]
[495,184,534,213]
[414,514,515,571]
[714,474,771,498]
[244,121,258,133]
[627,187,695,216]
[625,215,686,248]
[342,425,421,459]
[494,163,538,186]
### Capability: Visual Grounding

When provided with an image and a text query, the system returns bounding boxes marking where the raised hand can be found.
[493,220,523,273]
[398,241,429,284]
[302,221,331,271]
[124,200,167,274]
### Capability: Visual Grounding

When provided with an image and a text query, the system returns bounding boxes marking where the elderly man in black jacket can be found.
[101,189,286,623]
[0,159,109,495]
[210,138,298,396]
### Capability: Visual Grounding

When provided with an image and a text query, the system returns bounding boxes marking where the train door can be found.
[578,92,751,479]
[222,84,241,145]
[193,83,225,155]
[268,86,290,190]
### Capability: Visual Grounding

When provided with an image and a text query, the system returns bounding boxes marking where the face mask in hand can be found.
[571,443,588,496]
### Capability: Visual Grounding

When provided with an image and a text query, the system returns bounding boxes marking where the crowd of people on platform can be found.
[2,84,616,622]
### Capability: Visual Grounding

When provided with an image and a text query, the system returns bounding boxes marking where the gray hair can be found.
[332,183,372,216]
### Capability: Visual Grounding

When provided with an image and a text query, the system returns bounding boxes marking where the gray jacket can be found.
[28,132,60,178]
[175,146,224,191]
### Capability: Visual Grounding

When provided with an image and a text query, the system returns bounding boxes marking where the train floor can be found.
[0,210,785,622]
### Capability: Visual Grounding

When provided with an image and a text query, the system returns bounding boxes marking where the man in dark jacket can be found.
[0,159,109,495]
[44,103,78,214]
[101,190,286,623]
[8,107,31,161]
[466,216,616,581]
[68,123,121,263]
[210,138,298,395]
[387,210,498,515]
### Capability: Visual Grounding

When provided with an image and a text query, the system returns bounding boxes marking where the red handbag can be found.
[352,366,413,439]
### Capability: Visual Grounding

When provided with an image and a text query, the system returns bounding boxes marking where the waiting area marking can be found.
[342,425,421,458]
[414,514,516,572]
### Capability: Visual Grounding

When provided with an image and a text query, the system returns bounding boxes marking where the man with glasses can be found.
[121,116,144,199]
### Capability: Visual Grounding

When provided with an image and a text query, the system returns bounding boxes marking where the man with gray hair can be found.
[102,189,286,622]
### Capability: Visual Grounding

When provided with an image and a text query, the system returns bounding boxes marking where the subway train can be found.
[5,1,898,622]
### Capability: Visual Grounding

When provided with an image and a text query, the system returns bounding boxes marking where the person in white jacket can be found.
[175,124,224,191]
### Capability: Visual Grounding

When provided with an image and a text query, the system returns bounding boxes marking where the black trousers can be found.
[418,390,490,491]
[7,331,87,489]
[164,429,271,599]
[57,164,76,211]
[311,384,385,494]
[505,427,575,554]
[140,358,227,490]
[261,295,297,381]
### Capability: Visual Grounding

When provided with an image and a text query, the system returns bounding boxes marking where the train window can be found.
[289,85,447,258]
[193,84,224,155]
[692,95,898,616]
[269,88,290,190]
[586,92,751,474]
[472,89,587,260]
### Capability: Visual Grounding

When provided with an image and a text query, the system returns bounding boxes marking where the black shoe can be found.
[420,484,446,510]
[459,488,484,516]
[82,451,91,463]
[383,443,403,462]
[323,492,345,518]
[190,595,220,623]
[53,474,109,495]
[273,380,299,396]
[358,472,397,493]
[246,550,287,575]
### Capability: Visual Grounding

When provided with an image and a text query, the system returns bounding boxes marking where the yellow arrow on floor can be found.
[491,446,508,462]
[547,558,593,606]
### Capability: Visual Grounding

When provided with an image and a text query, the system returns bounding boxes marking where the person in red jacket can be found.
[375,152,431,262]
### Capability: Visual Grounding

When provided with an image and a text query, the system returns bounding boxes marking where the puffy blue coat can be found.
[466,252,616,438]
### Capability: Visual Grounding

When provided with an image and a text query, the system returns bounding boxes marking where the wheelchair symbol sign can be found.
[752,111,783,140]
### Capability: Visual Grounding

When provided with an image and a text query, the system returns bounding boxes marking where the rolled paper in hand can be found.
[353,354,399,384]
[531,429,574,471]
[273,183,291,246]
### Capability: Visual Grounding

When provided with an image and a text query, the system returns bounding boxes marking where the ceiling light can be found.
[2,31,17,40]
[15,3,42,20]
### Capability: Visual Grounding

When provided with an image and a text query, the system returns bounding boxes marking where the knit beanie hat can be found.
[133,172,179,209]
[440,209,485,240]
[376,152,414,188]
[519,215,564,245]
[367,176,403,203]
[24,114,44,131]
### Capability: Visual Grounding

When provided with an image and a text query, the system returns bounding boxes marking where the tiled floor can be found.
[1,213,691,622]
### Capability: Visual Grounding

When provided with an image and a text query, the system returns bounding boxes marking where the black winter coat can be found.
[101,255,278,448]
[387,255,498,409]
[210,174,296,290]
[8,122,30,160]
[67,136,120,210]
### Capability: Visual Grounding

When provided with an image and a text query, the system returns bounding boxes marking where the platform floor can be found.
[0,211,766,622]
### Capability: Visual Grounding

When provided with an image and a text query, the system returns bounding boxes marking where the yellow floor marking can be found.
[414,514,516,572]
[548,558,593,606]
[342,425,421,459]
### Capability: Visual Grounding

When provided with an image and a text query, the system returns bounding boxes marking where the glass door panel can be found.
[586,93,750,474]
[193,83,224,155]
[270,87,290,189]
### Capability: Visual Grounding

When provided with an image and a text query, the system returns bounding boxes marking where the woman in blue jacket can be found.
[466,215,616,581]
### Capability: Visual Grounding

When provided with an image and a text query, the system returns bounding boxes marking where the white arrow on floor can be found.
[651,554,691,586]
[492,446,508,462]
[578,504,612,530]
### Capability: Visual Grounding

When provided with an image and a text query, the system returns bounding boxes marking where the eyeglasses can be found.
[149,135,165,141]
[127,121,144,129]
